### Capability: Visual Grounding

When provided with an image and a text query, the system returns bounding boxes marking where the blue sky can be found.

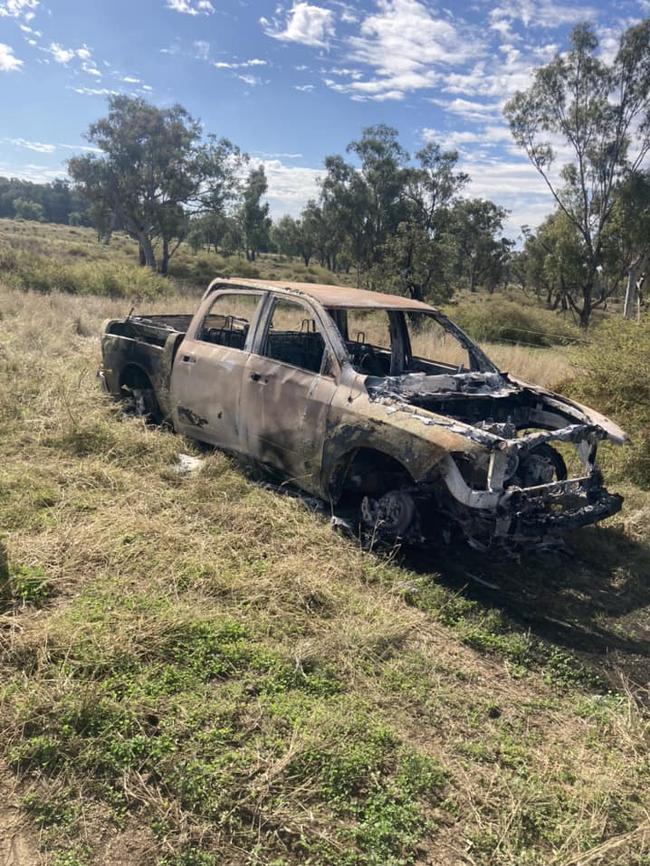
[0,0,648,236]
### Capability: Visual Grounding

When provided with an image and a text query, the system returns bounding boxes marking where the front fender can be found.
[509,377,627,445]
[322,395,486,496]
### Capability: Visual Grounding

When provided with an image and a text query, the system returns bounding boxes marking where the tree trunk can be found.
[579,280,594,329]
[159,238,170,275]
[469,262,477,293]
[138,234,157,271]
[138,243,146,267]
[623,261,639,320]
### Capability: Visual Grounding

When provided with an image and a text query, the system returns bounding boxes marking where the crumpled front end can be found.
[435,423,623,549]
[365,372,626,549]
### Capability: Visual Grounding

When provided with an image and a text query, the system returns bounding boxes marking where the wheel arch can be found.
[325,443,417,503]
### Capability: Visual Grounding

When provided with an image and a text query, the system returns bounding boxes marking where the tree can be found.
[505,20,650,326]
[69,96,243,274]
[381,142,469,301]
[272,215,302,258]
[13,198,44,221]
[404,142,469,233]
[346,124,409,264]
[612,172,650,318]
[320,155,369,277]
[450,199,511,293]
[239,166,271,262]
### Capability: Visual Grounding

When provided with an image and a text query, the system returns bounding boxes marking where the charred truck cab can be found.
[100,278,625,550]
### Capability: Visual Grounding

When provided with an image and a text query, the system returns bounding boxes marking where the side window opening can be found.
[329,308,394,377]
[404,312,471,373]
[197,292,263,350]
[261,298,330,375]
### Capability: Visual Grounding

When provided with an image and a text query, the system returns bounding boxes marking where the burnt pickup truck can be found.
[100,278,625,549]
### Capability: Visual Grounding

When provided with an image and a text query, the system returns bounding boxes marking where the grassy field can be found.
[1,223,650,866]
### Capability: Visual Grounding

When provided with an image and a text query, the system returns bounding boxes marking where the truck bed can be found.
[104,315,194,348]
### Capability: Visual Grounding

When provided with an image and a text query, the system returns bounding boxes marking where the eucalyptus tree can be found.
[69,96,245,273]
[239,166,271,262]
[505,20,650,326]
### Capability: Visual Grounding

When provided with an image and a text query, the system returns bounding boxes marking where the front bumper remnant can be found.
[497,476,623,540]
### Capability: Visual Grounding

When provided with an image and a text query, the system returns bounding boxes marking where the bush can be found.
[565,317,650,486]
[0,244,170,299]
[448,295,581,347]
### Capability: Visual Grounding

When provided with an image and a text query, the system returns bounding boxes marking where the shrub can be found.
[448,295,581,347]
[0,244,170,299]
[565,316,650,486]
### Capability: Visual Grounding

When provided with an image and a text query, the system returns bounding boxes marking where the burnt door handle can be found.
[181,354,196,364]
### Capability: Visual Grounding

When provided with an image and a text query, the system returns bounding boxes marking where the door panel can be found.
[239,296,339,495]
[172,339,250,449]
[171,290,264,449]
[241,356,338,493]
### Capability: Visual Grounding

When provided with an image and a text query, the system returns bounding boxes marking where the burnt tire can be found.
[360,490,418,539]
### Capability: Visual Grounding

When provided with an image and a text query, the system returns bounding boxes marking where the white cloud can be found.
[460,155,555,233]
[489,0,595,30]
[193,40,210,60]
[0,0,38,18]
[121,75,141,84]
[76,46,92,61]
[48,42,76,64]
[263,3,335,48]
[72,86,119,96]
[57,143,102,153]
[4,137,55,153]
[294,83,315,91]
[0,42,22,71]
[251,151,304,160]
[166,0,214,14]
[214,58,269,70]
[0,161,64,184]
[330,0,484,101]
[255,158,322,217]
[2,138,102,155]
[422,124,514,150]
[433,97,503,122]
[236,73,263,86]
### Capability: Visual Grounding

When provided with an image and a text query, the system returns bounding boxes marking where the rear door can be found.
[171,289,265,451]
[239,294,340,495]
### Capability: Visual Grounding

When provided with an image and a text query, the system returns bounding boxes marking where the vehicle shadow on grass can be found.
[202,450,650,688]
[401,525,650,688]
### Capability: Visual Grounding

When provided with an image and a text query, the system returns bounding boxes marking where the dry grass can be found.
[0,219,355,299]
[0,282,649,866]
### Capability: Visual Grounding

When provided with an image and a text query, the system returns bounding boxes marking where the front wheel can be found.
[360,490,420,541]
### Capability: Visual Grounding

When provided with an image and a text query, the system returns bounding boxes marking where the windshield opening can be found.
[327,307,496,377]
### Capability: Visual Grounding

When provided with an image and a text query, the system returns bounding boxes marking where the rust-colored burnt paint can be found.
[99,278,626,547]
[206,277,437,311]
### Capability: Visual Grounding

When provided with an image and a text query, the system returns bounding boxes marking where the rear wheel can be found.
[119,367,162,424]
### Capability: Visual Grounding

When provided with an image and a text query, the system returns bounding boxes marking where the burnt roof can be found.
[209,277,437,312]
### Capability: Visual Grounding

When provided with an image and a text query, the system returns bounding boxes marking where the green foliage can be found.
[238,165,271,262]
[448,294,581,347]
[0,242,170,298]
[13,197,45,222]
[0,176,87,224]
[69,95,245,274]
[567,316,650,485]
[1,561,51,608]
[505,21,650,326]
